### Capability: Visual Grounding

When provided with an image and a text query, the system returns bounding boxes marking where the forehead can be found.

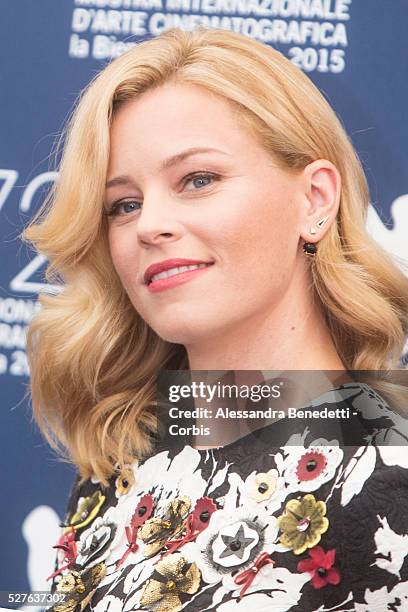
[108,82,259,167]
[112,81,241,128]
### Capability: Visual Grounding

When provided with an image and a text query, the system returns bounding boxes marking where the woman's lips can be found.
[147,263,214,293]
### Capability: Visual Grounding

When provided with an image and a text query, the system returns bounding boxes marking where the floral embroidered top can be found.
[49,381,408,612]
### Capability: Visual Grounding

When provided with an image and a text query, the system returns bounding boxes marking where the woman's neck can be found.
[185,291,345,372]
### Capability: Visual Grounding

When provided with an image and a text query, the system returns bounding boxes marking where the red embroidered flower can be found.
[189,497,217,533]
[47,528,77,580]
[116,494,154,569]
[297,546,341,588]
[131,494,154,529]
[162,496,217,556]
[296,451,327,482]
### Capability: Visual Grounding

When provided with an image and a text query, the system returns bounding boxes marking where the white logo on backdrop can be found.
[366,194,408,275]
[20,506,61,611]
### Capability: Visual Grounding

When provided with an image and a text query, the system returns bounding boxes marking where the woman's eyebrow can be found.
[105,146,229,189]
[159,146,229,171]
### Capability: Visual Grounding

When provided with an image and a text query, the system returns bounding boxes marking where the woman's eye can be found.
[183,172,218,191]
[106,173,218,216]
[106,200,141,217]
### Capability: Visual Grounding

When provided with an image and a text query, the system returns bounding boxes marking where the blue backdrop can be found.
[1,0,407,595]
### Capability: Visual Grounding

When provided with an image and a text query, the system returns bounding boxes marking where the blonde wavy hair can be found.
[22,27,408,485]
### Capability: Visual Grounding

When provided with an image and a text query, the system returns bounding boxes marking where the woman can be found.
[22,27,408,611]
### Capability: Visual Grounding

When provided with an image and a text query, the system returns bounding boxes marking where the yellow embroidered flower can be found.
[54,563,106,612]
[56,572,83,594]
[250,470,278,502]
[277,493,329,555]
[67,491,105,532]
[139,496,191,558]
[115,465,136,496]
[140,553,201,612]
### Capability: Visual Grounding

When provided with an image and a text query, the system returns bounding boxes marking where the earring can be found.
[304,215,329,257]
[303,242,317,257]
[309,215,329,235]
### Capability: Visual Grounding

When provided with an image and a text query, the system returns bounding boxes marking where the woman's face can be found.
[105,82,306,345]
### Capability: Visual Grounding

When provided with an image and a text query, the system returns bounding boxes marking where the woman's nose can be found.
[136,192,183,247]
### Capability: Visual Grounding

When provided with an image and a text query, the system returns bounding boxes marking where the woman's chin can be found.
[149,318,218,346]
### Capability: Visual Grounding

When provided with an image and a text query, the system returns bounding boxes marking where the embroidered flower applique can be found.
[212,521,258,567]
[281,443,343,493]
[277,493,329,555]
[75,517,117,569]
[49,489,107,582]
[67,490,106,531]
[296,451,327,481]
[48,529,78,581]
[139,496,191,558]
[163,496,217,555]
[297,545,341,588]
[115,464,136,497]
[248,469,279,502]
[116,494,154,568]
[51,562,106,612]
[140,553,201,612]
[182,507,279,585]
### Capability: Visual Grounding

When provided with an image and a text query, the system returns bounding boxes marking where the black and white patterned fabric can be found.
[49,382,408,611]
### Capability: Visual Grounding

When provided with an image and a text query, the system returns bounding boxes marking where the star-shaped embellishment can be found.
[219,524,256,560]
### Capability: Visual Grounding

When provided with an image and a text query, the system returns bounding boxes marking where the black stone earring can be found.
[303,242,317,257]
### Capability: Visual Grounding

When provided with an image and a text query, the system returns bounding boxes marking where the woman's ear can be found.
[299,159,341,244]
